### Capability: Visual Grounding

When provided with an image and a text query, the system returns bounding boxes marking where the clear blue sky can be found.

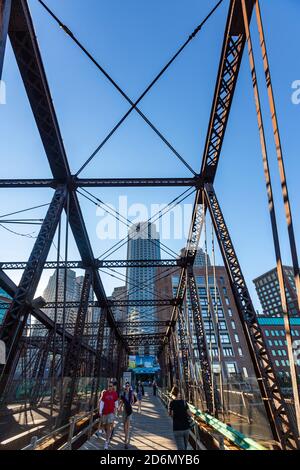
[1,0,299,310]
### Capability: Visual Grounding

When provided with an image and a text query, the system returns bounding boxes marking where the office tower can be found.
[109,286,127,323]
[0,287,12,324]
[180,247,211,267]
[156,256,255,380]
[126,222,161,355]
[43,269,93,326]
[253,266,299,317]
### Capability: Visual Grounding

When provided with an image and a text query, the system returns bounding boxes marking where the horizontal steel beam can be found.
[117,320,171,328]
[34,299,178,309]
[0,177,198,189]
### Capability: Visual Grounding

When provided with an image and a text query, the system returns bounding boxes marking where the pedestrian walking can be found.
[118,382,134,449]
[98,382,119,450]
[168,386,192,450]
[152,379,157,396]
[136,380,144,413]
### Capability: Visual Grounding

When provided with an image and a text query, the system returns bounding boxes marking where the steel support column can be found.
[204,182,298,450]
[58,269,93,424]
[187,266,214,414]
[241,0,300,440]
[0,0,11,77]
[0,185,67,398]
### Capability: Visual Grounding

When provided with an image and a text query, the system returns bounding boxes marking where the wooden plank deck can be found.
[79,388,178,451]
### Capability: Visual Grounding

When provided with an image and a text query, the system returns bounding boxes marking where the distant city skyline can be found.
[0,0,299,319]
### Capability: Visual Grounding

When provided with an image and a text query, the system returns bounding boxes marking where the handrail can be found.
[158,389,267,451]
[22,408,98,450]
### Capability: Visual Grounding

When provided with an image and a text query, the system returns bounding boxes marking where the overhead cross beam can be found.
[6,0,126,345]
[0,258,183,270]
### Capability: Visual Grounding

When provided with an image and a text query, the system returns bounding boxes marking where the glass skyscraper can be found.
[0,287,12,324]
[126,222,161,355]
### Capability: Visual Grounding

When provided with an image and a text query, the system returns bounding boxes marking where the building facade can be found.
[253,266,299,317]
[42,269,93,327]
[126,222,161,355]
[257,317,300,390]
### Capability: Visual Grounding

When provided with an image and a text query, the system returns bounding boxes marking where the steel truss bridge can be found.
[0,0,300,451]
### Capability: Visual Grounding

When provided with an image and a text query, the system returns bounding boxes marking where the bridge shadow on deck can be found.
[80,388,177,451]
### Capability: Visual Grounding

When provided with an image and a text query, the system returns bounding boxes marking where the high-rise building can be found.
[109,286,127,323]
[257,317,300,390]
[253,266,299,317]
[0,287,12,324]
[156,255,255,380]
[126,222,161,355]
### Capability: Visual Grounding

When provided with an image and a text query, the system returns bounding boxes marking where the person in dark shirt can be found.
[168,386,192,450]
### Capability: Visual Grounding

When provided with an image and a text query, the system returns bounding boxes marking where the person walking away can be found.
[136,380,144,413]
[99,382,118,450]
[118,382,134,449]
[168,386,192,450]
[109,380,120,441]
[95,389,105,438]
[152,379,157,396]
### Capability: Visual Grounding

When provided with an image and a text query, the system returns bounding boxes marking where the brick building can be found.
[257,317,300,388]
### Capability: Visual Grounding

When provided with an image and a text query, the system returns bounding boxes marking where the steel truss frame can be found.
[204,183,298,450]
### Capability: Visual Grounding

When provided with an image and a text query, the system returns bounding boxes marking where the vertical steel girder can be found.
[204,183,298,450]
[200,0,254,181]
[8,0,70,177]
[0,186,67,398]
[169,331,179,387]
[241,0,300,438]
[187,267,214,414]
[59,269,93,423]
[0,0,11,77]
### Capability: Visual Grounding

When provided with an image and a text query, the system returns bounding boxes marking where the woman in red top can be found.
[99,382,118,450]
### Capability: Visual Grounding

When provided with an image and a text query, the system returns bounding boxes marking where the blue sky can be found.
[1,0,299,310]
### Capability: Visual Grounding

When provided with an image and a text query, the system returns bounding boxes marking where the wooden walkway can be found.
[80,388,177,451]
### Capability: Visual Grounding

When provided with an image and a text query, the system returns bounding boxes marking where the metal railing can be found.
[22,408,99,450]
[158,388,267,451]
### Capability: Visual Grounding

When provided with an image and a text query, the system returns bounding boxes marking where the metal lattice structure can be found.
[0,0,299,450]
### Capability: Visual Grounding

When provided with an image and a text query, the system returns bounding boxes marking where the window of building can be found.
[238,348,243,357]
[226,363,237,375]
[220,334,230,344]
[231,321,236,330]
[234,334,239,343]
[223,347,234,357]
